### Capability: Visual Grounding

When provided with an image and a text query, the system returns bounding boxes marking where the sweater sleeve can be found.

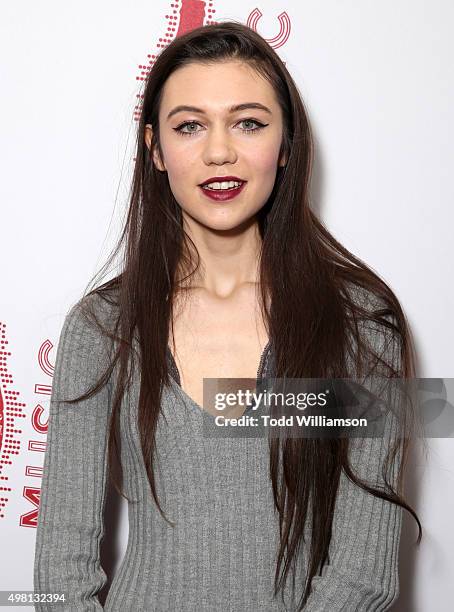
[302,412,403,611]
[303,315,405,611]
[33,299,113,611]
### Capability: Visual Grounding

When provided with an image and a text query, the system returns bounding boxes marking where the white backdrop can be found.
[1,1,453,610]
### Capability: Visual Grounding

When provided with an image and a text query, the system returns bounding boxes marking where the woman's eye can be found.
[239,119,266,132]
[173,118,267,137]
[175,121,200,135]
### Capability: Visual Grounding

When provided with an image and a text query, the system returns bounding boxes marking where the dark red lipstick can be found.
[198,175,247,202]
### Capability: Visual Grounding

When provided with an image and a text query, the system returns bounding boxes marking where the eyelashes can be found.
[173,118,268,137]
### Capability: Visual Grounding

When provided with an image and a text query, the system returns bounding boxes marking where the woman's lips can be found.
[198,181,246,202]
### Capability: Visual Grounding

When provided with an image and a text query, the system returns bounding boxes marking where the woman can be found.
[34,21,421,611]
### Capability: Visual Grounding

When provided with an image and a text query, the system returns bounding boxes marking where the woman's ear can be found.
[144,124,166,172]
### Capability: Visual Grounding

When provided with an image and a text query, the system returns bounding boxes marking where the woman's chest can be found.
[168,287,269,411]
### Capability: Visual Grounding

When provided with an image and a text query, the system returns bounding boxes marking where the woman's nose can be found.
[201,128,238,165]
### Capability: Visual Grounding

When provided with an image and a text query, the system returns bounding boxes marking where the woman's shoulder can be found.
[57,286,122,372]
[67,285,121,333]
[342,278,395,317]
[341,278,406,377]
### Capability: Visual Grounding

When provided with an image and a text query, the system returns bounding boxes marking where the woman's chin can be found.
[181,206,260,233]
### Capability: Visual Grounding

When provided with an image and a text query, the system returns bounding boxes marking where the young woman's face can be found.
[145,60,287,232]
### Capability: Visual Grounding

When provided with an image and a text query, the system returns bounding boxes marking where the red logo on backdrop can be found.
[0,318,55,525]
[21,340,55,528]
[133,1,291,120]
[0,322,27,521]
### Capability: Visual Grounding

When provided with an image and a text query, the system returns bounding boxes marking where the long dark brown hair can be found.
[64,21,422,609]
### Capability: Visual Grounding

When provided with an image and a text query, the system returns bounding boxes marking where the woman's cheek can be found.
[248,143,281,175]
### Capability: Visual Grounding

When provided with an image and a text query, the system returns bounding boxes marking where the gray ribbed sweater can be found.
[33,289,403,611]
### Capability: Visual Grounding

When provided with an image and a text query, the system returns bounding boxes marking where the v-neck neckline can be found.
[166,340,272,418]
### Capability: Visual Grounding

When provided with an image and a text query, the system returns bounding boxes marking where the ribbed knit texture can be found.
[33,288,403,611]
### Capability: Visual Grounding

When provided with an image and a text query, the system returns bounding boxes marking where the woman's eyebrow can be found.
[166,102,272,121]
